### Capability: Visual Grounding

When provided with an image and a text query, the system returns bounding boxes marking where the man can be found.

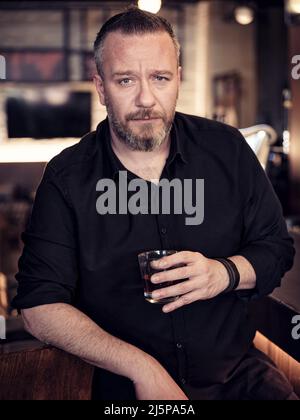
[13,7,297,400]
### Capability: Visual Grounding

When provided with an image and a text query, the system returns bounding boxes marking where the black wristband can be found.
[215,258,240,293]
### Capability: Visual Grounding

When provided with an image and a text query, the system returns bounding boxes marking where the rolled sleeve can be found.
[236,134,295,298]
[12,164,78,310]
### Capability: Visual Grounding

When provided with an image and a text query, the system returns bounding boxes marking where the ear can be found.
[93,74,106,106]
[178,66,182,85]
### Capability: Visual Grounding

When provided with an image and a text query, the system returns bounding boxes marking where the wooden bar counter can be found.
[0,339,94,400]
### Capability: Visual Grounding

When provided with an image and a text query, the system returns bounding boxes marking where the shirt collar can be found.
[167,115,188,166]
[97,114,188,180]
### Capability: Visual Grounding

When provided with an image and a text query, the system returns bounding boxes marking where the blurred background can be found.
[0,0,300,399]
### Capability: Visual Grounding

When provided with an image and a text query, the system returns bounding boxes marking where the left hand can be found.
[150,251,230,313]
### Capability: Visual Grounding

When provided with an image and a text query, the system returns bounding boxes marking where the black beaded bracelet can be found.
[215,258,240,293]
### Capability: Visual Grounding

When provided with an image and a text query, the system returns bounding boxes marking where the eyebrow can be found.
[112,70,174,78]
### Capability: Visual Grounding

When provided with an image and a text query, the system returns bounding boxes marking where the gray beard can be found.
[106,104,175,152]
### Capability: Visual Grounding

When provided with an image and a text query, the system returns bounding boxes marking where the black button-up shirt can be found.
[12,112,295,399]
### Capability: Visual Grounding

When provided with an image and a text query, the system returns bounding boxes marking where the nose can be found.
[135,80,156,108]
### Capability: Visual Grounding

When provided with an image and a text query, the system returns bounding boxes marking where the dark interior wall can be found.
[289,26,300,215]
[256,6,288,136]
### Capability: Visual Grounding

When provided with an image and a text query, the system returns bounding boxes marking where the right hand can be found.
[133,357,189,400]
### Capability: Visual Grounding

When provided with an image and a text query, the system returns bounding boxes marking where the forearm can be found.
[22,303,155,383]
[228,255,257,291]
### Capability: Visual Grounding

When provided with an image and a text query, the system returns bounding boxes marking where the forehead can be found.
[102,31,178,70]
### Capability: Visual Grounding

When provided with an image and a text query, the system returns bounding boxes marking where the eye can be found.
[119,78,133,86]
[154,75,169,82]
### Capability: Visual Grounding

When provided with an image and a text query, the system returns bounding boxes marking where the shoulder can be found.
[45,117,110,177]
[174,112,251,166]
[174,112,243,145]
[46,130,97,177]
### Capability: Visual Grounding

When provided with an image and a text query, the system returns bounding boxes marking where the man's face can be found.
[94,31,181,152]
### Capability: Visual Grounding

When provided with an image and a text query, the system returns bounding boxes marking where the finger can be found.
[151,251,198,270]
[162,290,202,313]
[151,278,197,301]
[151,264,195,284]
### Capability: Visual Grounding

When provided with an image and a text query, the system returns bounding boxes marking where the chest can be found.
[116,155,167,183]
[131,166,164,183]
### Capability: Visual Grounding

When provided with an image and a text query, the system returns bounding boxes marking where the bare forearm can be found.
[228,255,257,290]
[22,303,154,383]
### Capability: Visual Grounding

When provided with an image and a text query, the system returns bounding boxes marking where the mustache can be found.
[126,110,164,121]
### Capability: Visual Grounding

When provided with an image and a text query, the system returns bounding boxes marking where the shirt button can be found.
[176,343,183,349]
[161,227,167,235]
[181,378,187,385]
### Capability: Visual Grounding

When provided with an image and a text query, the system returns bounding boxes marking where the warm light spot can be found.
[138,0,162,14]
[234,6,255,25]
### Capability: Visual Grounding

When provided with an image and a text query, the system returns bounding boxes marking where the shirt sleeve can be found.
[12,164,78,310]
[236,132,295,299]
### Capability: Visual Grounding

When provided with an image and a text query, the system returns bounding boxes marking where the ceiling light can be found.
[138,0,162,14]
[234,6,254,25]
